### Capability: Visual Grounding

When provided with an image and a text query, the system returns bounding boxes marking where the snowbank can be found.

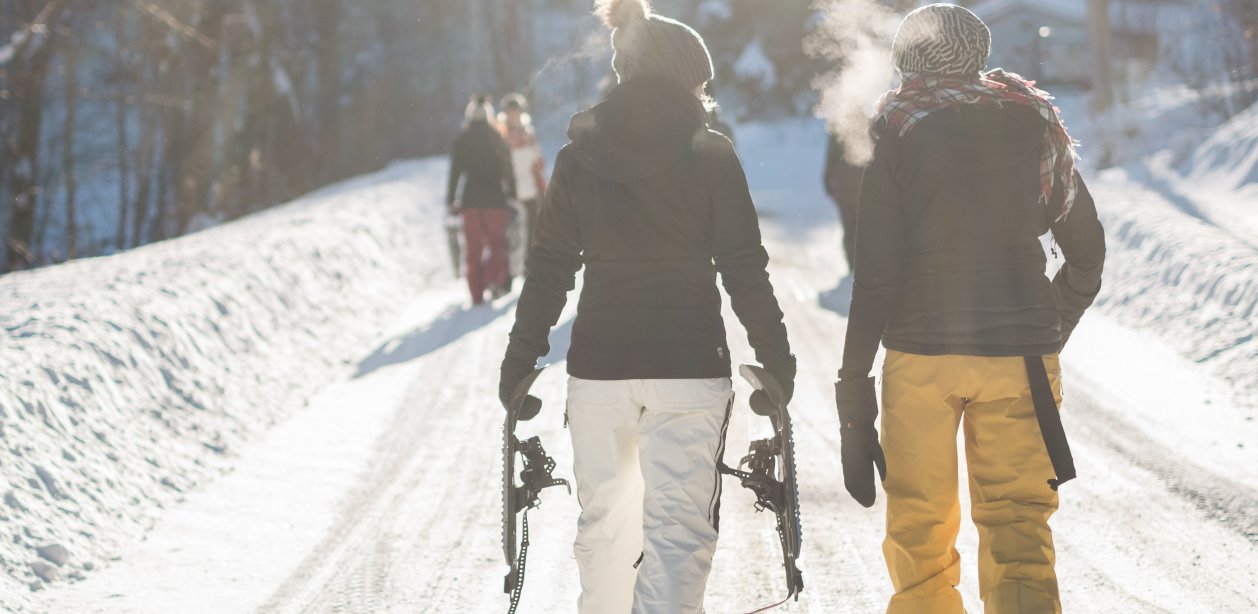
[1055,89,1258,403]
[1185,102,1258,191]
[0,159,450,602]
[1087,169,1258,401]
[1173,101,1258,238]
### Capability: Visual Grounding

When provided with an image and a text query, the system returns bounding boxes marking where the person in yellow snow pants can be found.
[831,5,1106,614]
[880,351,1063,614]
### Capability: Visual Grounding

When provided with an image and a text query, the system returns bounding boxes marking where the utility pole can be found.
[1088,0,1115,112]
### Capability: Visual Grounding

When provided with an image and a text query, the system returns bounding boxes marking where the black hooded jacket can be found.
[447,120,515,209]
[503,76,792,380]
[839,104,1106,379]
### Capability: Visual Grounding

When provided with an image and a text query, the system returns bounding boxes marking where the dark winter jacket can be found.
[825,133,867,267]
[839,104,1106,379]
[447,120,516,209]
[824,134,865,211]
[504,76,792,380]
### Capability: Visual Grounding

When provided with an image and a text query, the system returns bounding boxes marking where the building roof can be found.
[968,0,1088,25]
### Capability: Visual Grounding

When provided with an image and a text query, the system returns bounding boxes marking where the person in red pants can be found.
[448,94,517,304]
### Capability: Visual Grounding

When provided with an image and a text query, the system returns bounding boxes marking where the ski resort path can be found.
[35,126,1258,613]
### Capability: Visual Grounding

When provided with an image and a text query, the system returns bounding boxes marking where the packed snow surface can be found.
[4,116,1256,612]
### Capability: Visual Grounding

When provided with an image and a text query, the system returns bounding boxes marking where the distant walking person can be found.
[499,1,795,612]
[834,5,1105,614]
[823,131,865,271]
[499,93,548,280]
[448,95,516,305]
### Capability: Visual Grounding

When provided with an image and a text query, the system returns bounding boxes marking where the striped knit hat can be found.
[597,0,715,90]
[892,4,991,77]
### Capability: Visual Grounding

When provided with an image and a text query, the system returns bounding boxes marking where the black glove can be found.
[500,359,541,421]
[764,354,798,405]
[835,376,887,507]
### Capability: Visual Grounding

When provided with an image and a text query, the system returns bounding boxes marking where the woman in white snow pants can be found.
[567,378,733,612]
[499,2,794,612]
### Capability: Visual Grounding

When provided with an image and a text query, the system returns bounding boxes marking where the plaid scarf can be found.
[875,69,1079,220]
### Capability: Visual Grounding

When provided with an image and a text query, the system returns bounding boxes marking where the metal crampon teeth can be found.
[788,427,803,548]
[502,432,512,554]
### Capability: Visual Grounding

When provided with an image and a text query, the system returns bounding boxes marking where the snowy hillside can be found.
[0,160,450,604]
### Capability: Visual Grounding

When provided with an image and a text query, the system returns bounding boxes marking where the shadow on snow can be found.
[354,298,517,378]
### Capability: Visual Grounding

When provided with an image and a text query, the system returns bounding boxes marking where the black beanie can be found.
[597,0,715,90]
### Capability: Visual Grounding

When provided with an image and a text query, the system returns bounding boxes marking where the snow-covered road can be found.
[25,123,1258,613]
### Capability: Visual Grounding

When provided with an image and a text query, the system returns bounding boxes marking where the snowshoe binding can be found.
[502,367,570,614]
[719,364,804,609]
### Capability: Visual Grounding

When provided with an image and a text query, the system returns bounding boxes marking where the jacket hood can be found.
[906,103,1047,172]
[567,76,708,182]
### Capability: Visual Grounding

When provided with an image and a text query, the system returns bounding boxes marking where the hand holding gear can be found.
[500,360,541,421]
[764,354,797,405]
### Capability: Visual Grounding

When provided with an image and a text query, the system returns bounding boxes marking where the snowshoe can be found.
[444,212,462,278]
[502,367,570,614]
[719,364,804,607]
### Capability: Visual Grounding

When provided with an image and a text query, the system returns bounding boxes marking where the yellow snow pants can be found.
[880,350,1064,614]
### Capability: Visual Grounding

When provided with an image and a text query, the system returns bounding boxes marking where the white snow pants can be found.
[566,376,734,614]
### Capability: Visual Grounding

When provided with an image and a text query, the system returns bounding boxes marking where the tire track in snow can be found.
[257,299,522,613]
[1070,392,1258,544]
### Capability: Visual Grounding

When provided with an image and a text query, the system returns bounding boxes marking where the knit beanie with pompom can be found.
[465,94,494,123]
[597,0,714,90]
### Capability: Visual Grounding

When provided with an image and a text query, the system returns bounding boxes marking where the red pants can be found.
[462,207,510,304]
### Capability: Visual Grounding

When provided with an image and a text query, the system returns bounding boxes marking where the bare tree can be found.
[130,13,163,248]
[113,7,132,250]
[62,17,78,259]
[3,0,71,272]
[0,0,617,269]
[1224,0,1258,112]
[314,0,342,183]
